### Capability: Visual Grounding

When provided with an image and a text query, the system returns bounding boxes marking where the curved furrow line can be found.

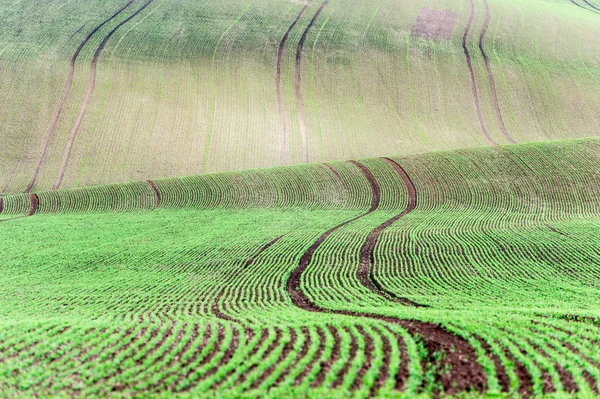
[213,328,269,390]
[581,0,600,11]
[147,179,161,208]
[290,326,327,385]
[232,328,281,388]
[570,0,600,14]
[277,2,310,165]
[177,326,240,393]
[0,196,3,214]
[382,326,410,391]
[0,326,71,365]
[25,0,135,193]
[331,326,359,389]
[349,325,376,392]
[141,323,203,393]
[295,0,329,163]
[167,323,220,391]
[462,0,497,146]
[0,193,38,223]
[308,324,341,388]
[249,328,298,390]
[478,0,515,144]
[355,157,427,307]
[285,162,487,395]
[473,336,510,393]
[53,0,156,190]
[272,326,312,387]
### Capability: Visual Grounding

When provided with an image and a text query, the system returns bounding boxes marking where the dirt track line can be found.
[570,0,600,14]
[357,157,428,307]
[478,0,515,144]
[581,0,600,11]
[277,3,310,165]
[25,0,135,193]
[146,179,161,208]
[52,0,155,190]
[0,196,3,214]
[462,0,497,146]
[286,163,487,395]
[295,0,329,163]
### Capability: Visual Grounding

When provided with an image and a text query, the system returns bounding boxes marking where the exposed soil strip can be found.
[250,328,298,389]
[526,338,577,393]
[0,196,3,214]
[28,194,39,216]
[286,162,487,394]
[277,2,310,165]
[383,326,409,391]
[351,325,375,391]
[369,329,392,396]
[309,325,341,387]
[332,326,358,388]
[147,180,161,208]
[355,157,427,307]
[462,0,497,146]
[52,0,156,190]
[478,0,515,144]
[244,235,285,269]
[468,337,509,392]
[295,0,329,163]
[179,326,238,392]
[274,326,311,386]
[546,224,569,237]
[25,0,135,193]
[294,326,325,385]
[235,328,283,387]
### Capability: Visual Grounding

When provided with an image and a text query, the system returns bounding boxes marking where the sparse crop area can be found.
[0,0,599,397]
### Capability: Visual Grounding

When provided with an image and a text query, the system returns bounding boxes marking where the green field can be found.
[1,0,600,397]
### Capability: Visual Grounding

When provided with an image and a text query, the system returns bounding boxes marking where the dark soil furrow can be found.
[478,0,515,143]
[370,327,392,397]
[147,179,161,208]
[525,338,577,393]
[331,326,358,388]
[178,326,239,392]
[294,326,325,385]
[308,325,340,388]
[351,325,375,391]
[383,326,409,391]
[570,0,600,14]
[474,337,510,392]
[250,328,298,389]
[462,0,497,146]
[277,2,310,165]
[235,328,283,387]
[581,0,600,11]
[286,173,487,395]
[28,193,39,216]
[273,326,311,386]
[25,0,135,193]
[53,0,156,190]
[295,0,329,163]
[354,157,427,307]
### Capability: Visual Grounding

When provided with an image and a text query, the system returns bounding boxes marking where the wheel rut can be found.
[285,161,487,395]
[295,0,329,163]
[25,0,135,193]
[277,2,310,165]
[53,0,156,190]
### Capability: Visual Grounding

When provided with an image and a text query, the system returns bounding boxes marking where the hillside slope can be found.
[2,138,600,397]
[0,0,599,193]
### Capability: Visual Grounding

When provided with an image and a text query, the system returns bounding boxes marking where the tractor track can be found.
[25,0,135,193]
[53,0,156,190]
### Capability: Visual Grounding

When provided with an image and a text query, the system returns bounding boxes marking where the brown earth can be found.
[411,7,458,40]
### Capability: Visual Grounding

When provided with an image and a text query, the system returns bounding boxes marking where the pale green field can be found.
[0,0,599,192]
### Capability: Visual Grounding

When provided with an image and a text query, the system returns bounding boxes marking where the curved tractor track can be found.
[25,0,135,193]
[286,160,488,396]
[295,0,329,164]
[462,0,497,146]
[277,2,310,165]
[52,0,156,191]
